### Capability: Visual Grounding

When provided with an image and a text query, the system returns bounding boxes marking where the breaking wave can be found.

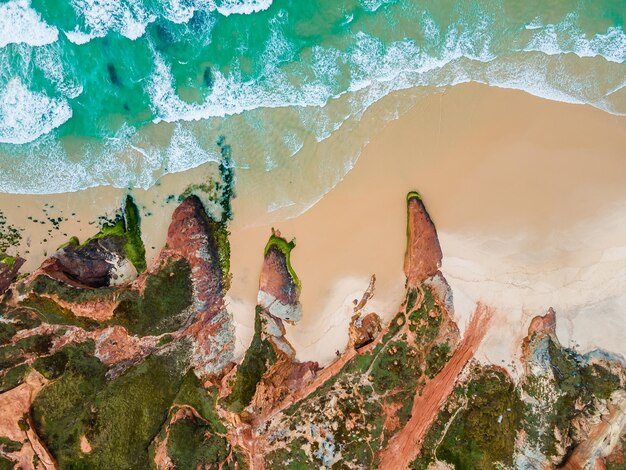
[0,0,623,194]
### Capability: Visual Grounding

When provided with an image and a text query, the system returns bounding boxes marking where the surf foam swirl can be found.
[0,0,623,196]
[0,78,71,144]
[0,0,58,48]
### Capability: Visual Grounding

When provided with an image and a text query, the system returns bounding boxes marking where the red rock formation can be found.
[159,196,234,375]
[349,312,382,349]
[404,193,443,287]
[246,231,317,420]
[528,307,557,338]
[259,233,299,308]
[521,307,557,374]
[0,371,55,469]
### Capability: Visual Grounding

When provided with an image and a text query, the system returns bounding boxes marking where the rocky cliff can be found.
[0,189,624,470]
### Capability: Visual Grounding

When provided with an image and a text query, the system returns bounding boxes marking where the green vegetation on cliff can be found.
[113,257,193,336]
[148,371,238,469]
[223,306,277,412]
[31,341,190,469]
[523,337,624,460]
[24,257,193,336]
[29,275,115,304]
[88,195,146,273]
[411,367,523,470]
[436,368,523,469]
[58,195,146,273]
[0,363,30,392]
[264,234,300,289]
[0,255,16,268]
[166,417,232,469]
[20,295,99,330]
[264,283,454,468]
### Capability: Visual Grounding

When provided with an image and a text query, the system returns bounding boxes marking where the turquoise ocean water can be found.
[0,0,624,194]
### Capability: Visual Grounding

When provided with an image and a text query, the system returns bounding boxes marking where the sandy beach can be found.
[1,82,625,369]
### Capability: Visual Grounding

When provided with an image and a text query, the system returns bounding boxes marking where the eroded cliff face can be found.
[0,189,624,470]
[38,196,146,289]
[404,192,443,287]
[0,191,239,469]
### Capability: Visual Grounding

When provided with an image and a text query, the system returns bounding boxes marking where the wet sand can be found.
[1,82,625,368]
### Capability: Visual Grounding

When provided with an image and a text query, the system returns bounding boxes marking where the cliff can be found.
[0,189,624,470]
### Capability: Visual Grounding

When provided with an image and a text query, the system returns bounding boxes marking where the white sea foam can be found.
[214,0,273,16]
[0,0,624,196]
[64,0,271,45]
[524,13,626,64]
[66,0,155,44]
[0,78,71,144]
[0,0,58,48]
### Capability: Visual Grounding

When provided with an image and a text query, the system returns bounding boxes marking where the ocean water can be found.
[0,0,624,195]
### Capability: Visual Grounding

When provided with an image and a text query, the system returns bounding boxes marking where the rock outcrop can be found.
[223,230,317,420]
[40,235,132,288]
[39,196,145,288]
[158,195,234,375]
[404,192,443,287]
[1,189,624,470]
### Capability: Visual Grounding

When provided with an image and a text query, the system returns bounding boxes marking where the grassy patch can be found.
[436,368,522,469]
[29,275,115,304]
[581,363,622,400]
[174,371,226,433]
[370,340,421,394]
[0,334,53,370]
[166,415,232,469]
[0,322,16,346]
[524,338,624,459]
[0,455,15,470]
[0,437,22,453]
[32,341,190,469]
[223,306,277,412]
[20,295,98,329]
[0,255,16,268]
[112,257,193,336]
[425,342,451,379]
[0,363,30,392]
[31,341,107,465]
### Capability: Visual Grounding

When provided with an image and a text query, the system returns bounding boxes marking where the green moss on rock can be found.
[436,368,523,469]
[0,436,22,453]
[264,235,300,289]
[20,295,98,330]
[223,306,277,412]
[0,363,30,392]
[32,341,190,469]
[112,257,193,336]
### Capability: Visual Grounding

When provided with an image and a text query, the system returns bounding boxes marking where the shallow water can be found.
[0,0,624,198]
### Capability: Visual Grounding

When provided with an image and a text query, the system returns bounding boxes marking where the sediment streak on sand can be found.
[378,304,493,469]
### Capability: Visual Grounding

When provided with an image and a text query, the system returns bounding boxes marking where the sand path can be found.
[378,304,493,469]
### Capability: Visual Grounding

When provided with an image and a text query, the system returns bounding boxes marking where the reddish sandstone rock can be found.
[161,196,234,375]
[404,192,443,287]
[349,312,382,349]
[259,233,299,308]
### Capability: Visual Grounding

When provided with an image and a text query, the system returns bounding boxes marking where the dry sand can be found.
[1,82,625,369]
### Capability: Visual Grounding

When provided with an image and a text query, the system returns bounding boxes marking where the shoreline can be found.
[0,82,625,368]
